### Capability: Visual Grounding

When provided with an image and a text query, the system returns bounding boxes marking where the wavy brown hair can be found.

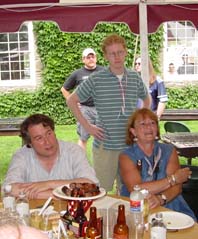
[20,114,55,147]
[126,108,160,145]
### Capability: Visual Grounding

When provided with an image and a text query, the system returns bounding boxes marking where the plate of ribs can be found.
[53,182,106,201]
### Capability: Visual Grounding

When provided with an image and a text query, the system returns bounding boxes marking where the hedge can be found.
[0,22,197,124]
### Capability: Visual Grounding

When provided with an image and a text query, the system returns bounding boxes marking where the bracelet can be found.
[167,175,172,186]
[171,174,176,185]
[159,193,167,205]
[167,174,177,186]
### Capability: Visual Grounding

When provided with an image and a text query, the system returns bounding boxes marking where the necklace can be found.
[144,147,161,180]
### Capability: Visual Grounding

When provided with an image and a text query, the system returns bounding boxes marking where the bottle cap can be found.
[18,191,26,198]
[4,184,12,193]
[134,185,141,191]
[155,212,163,220]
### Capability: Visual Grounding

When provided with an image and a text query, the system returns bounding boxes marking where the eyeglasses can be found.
[107,50,125,58]
[135,62,141,66]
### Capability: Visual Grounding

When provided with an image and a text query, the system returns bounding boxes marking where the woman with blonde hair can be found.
[134,56,168,120]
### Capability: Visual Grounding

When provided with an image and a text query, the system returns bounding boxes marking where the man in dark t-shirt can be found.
[61,48,104,151]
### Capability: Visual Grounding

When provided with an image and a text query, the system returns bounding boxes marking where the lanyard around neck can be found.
[144,147,161,177]
[117,74,128,117]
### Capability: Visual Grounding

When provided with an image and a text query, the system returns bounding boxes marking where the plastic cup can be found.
[30,211,42,229]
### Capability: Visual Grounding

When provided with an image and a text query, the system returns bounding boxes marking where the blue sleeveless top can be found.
[119,141,196,221]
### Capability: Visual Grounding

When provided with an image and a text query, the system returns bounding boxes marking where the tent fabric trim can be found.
[0,5,139,33]
[0,3,198,34]
[148,4,198,33]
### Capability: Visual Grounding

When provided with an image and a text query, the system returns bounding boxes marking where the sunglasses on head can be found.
[135,62,141,66]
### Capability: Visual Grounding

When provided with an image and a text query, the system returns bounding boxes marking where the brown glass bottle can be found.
[113,204,129,239]
[75,200,87,237]
[85,206,101,239]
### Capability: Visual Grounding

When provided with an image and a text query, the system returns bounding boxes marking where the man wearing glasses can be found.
[67,34,151,193]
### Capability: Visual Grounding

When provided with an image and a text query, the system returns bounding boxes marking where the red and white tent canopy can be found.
[1,0,198,84]
[0,0,198,34]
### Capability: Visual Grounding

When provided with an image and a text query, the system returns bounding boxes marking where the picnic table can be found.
[0,117,24,136]
[161,132,198,163]
[161,109,198,121]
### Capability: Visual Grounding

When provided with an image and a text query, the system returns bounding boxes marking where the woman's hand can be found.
[146,193,161,209]
[174,167,192,184]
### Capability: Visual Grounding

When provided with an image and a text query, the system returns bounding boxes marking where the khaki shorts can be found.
[92,144,122,192]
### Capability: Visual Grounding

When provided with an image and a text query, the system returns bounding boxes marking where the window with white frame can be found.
[163,21,198,81]
[0,22,35,86]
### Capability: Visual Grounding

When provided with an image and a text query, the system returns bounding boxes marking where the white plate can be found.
[149,211,195,230]
[53,185,106,201]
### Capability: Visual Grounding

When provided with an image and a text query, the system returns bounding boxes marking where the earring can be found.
[133,136,138,142]
[155,136,159,140]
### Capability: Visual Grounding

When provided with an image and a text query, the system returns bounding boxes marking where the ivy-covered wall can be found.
[0,22,197,124]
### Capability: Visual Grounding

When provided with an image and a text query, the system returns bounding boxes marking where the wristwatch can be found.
[159,193,167,205]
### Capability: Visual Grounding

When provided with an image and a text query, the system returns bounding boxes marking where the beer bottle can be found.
[85,206,101,239]
[113,204,129,239]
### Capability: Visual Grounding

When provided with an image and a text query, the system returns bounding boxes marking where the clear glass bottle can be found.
[140,189,149,221]
[2,184,15,211]
[150,213,166,239]
[130,185,144,225]
[113,204,129,239]
[15,191,30,225]
[85,206,101,239]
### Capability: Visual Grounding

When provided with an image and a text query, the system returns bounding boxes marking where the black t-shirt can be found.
[63,65,104,106]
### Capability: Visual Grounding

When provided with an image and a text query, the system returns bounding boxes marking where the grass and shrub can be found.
[0,121,197,183]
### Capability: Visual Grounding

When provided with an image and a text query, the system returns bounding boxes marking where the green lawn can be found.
[0,121,197,182]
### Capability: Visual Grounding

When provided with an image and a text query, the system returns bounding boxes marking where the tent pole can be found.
[139,1,149,89]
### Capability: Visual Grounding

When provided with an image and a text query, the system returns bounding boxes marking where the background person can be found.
[61,48,104,150]
[134,56,168,120]
[67,34,151,192]
[166,62,178,81]
[3,114,99,199]
[168,62,176,75]
[119,108,196,220]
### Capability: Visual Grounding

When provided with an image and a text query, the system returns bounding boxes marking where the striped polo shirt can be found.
[75,68,148,150]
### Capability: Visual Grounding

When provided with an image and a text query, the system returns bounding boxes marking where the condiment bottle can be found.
[2,184,15,211]
[16,191,30,225]
[74,200,87,237]
[150,213,166,239]
[85,206,101,239]
[113,204,129,239]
